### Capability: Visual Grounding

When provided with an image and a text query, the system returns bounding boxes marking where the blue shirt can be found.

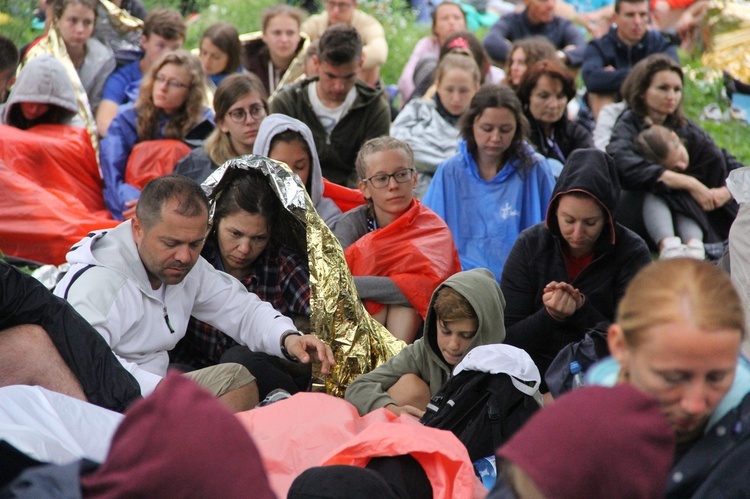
[101,59,143,105]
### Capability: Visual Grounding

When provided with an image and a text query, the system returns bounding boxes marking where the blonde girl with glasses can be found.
[101,50,213,220]
[175,73,268,185]
[331,137,462,343]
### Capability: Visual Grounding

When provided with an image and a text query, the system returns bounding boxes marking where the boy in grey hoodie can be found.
[345,268,506,416]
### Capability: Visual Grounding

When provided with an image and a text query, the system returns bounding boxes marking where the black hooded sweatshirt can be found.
[500,149,651,389]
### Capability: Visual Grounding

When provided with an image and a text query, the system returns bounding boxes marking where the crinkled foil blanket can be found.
[203,155,405,397]
[703,1,750,83]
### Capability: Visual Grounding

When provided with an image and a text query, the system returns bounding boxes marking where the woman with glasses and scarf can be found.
[175,73,268,185]
[331,137,461,343]
[101,50,213,220]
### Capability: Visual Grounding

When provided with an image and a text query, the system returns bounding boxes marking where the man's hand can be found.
[284,333,335,374]
[386,403,425,418]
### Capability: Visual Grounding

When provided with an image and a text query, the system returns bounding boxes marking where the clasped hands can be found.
[543,281,585,322]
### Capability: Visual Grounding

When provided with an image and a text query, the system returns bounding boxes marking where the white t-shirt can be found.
[308,82,357,134]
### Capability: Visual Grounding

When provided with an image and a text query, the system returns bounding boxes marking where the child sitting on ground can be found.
[345,268,505,417]
[331,137,461,343]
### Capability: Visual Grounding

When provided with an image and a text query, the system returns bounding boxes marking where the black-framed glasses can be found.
[227,104,266,123]
[363,168,416,189]
[154,74,190,90]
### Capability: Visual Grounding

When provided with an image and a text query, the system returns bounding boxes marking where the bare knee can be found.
[387,373,431,411]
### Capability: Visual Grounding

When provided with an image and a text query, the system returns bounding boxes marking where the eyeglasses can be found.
[154,74,190,90]
[325,0,355,10]
[363,168,415,189]
[226,104,267,123]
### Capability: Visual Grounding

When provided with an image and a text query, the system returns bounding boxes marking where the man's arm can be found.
[483,17,514,63]
[354,11,388,70]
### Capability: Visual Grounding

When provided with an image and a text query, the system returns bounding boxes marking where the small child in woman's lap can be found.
[634,124,705,260]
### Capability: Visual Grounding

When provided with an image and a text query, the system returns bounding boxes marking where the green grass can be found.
[3,0,749,163]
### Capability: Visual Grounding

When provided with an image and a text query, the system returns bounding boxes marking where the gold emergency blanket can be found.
[202,155,405,397]
[99,0,144,32]
[19,26,99,167]
[702,1,750,82]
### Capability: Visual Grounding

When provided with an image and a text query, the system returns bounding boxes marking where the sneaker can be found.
[258,388,292,407]
[659,237,686,259]
[685,239,706,260]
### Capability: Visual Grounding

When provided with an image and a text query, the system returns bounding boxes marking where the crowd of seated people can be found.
[2,1,750,496]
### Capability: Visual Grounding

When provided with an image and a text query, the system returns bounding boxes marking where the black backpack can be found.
[419,370,540,461]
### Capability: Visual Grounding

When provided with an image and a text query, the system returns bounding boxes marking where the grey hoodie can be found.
[253,114,342,225]
[345,268,507,415]
[0,54,78,128]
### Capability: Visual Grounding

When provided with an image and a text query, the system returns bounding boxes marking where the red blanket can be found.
[345,200,462,317]
[236,393,476,498]
[323,178,366,213]
[125,139,192,190]
[0,125,115,264]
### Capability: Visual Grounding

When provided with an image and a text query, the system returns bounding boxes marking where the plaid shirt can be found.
[173,244,310,369]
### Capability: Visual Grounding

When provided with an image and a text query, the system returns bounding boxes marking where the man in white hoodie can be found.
[54,175,334,410]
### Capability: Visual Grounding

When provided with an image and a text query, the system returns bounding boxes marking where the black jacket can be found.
[527,117,594,164]
[501,149,651,388]
[0,263,140,412]
[582,27,678,95]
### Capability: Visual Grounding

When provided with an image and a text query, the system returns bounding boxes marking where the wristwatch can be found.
[280,330,303,361]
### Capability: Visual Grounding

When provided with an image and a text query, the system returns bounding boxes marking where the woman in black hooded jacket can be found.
[501,148,650,391]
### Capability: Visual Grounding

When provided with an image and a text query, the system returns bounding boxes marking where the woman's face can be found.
[152,63,191,116]
[199,38,230,76]
[216,210,271,278]
[263,14,301,63]
[556,194,605,257]
[436,68,479,116]
[56,2,95,53]
[358,148,416,224]
[218,91,267,155]
[509,48,527,86]
[433,4,466,46]
[472,107,517,164]
[644,69,682,122]
[610,321,741,444]
[528,74,568,127]
[269,139,311,186]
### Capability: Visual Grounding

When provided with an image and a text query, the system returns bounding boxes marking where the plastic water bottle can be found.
[570,361,585,390]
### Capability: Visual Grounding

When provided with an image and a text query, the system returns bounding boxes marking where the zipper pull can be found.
[164,307,175,334]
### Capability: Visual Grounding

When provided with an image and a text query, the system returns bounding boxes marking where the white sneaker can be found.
[659,237,686,259]
[685,239,706,260]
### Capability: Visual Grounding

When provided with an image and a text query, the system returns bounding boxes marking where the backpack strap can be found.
[62,264,95,300]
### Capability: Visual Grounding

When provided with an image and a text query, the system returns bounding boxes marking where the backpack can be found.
[419,370,540,461]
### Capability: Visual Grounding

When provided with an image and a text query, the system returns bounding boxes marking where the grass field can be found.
[3,0,749,162]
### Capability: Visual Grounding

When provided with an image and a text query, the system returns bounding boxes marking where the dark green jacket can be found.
[271,78,390,187]
[345,268,506,415]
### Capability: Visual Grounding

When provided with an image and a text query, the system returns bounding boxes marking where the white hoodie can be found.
[253,114,342,225]
[54,221,295,395]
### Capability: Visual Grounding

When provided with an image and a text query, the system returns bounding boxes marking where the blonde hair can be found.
[136,50,206,141]
[617,259,745,347]
[355,136,414,180]
[435,53,481,86]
